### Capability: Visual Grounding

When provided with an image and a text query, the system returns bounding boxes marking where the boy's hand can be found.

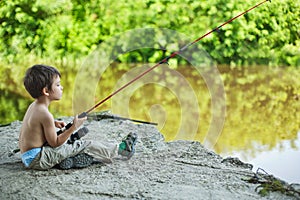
[55,120,66,129]
[73,115,87,130]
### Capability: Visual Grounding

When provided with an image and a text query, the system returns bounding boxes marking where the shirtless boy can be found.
[19,64,137,170]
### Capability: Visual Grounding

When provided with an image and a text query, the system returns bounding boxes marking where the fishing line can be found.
[84,0,270,114]
[60,0,271,134]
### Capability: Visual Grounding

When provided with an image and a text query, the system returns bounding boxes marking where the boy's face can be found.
[49,76,63,100]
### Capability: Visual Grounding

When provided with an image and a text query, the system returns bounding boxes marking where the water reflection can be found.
[215,66,299,156]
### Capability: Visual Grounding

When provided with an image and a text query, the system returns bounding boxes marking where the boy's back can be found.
[19,101,53,153]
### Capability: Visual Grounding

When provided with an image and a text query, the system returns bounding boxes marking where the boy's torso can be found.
[19,101,50,153]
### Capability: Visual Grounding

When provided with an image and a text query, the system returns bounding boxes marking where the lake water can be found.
[230,131,300,184]
[1,64,299,183]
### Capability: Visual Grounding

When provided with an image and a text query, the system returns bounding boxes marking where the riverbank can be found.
[0,116,299,199]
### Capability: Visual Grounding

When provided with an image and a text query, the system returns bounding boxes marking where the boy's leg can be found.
[83,133,138,162]
[58,140,119,170]
[59,133,138,169]
[29,140,90,170]
[83,141,119,163]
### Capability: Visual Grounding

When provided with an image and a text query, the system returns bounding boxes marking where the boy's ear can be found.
[42,87,50,96]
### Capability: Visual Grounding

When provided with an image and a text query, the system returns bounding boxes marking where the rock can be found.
[0,117,298,200]
[222,157,254,170]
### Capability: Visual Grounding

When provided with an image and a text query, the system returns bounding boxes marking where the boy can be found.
[19,64,137,170]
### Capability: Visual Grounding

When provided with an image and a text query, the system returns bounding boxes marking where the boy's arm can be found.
[42,113,86,147]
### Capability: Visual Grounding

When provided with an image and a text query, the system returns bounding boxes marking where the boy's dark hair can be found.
[24,64,61,98]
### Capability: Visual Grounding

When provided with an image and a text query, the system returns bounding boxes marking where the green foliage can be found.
[244,168,300,198]
[0,89,31,124]
[0,0,299,66]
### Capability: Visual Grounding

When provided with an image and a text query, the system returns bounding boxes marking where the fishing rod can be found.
[58,0,271,134]
[88,113,158,125]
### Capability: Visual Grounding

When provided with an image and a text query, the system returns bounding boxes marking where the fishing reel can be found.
[67,126,89,144]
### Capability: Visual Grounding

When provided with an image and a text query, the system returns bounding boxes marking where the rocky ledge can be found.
[0,115,299,200]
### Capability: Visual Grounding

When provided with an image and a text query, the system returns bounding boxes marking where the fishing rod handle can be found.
[56,112,87,135]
